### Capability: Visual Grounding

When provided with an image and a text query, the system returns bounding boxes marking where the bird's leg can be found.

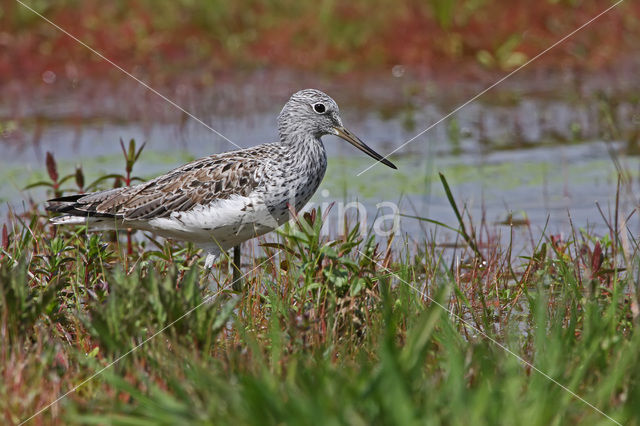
[231,244,243,292]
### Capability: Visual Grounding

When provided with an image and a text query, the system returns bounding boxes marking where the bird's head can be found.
[278,89,397,169]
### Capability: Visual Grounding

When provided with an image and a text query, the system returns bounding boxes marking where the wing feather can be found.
[46,147,269,220]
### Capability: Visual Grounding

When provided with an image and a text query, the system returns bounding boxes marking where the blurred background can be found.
[1,0,640,248]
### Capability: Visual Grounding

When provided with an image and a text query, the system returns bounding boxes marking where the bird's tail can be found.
[46,193,123,231]
[48,214,125,231]
[49,215,87,226]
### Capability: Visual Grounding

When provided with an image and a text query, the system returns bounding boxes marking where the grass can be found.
[1,147,640,425]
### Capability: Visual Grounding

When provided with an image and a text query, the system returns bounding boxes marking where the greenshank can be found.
[46,89,397,268]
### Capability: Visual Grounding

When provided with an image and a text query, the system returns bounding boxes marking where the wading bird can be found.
[46,89,397,272]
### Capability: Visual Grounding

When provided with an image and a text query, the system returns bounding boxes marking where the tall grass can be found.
[1,149,640,425]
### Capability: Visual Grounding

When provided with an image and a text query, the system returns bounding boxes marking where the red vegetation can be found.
[1,0,638,87]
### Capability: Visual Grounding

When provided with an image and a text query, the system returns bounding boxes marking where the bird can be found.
[46,89,397,270]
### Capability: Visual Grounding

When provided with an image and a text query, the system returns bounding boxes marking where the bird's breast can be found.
[259,152,327,222]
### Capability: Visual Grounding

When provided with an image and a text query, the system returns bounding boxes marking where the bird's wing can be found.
[46,153,265,220]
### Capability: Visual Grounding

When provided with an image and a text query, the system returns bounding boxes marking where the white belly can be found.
[143,194,283,250]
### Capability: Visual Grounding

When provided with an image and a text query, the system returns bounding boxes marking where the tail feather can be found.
[45,194,85,214]
[49,215,91,226]
[48,215,124,231]
[45,191,121,219]
[46,190,124,230]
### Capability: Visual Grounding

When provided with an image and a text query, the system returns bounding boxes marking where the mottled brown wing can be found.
[46,153,263,220]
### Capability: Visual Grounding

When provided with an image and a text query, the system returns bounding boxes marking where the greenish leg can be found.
[231,245,243,292]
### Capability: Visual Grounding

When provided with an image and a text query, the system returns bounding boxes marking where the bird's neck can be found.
[280,131,324,155]
[277,132,327,173]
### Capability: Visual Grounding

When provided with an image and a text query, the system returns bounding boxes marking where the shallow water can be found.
[2,72,639,254]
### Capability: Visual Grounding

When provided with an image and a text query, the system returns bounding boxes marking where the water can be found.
[2,72,639,253]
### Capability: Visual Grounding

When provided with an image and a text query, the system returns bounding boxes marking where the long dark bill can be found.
[333,126,397,170]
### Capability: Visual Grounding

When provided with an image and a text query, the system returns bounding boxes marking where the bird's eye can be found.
[313,103,326,114]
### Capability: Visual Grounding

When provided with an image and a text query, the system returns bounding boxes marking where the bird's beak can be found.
[332,126,397,169]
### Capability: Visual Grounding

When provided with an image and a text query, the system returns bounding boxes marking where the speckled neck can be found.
[272,133,327,184]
